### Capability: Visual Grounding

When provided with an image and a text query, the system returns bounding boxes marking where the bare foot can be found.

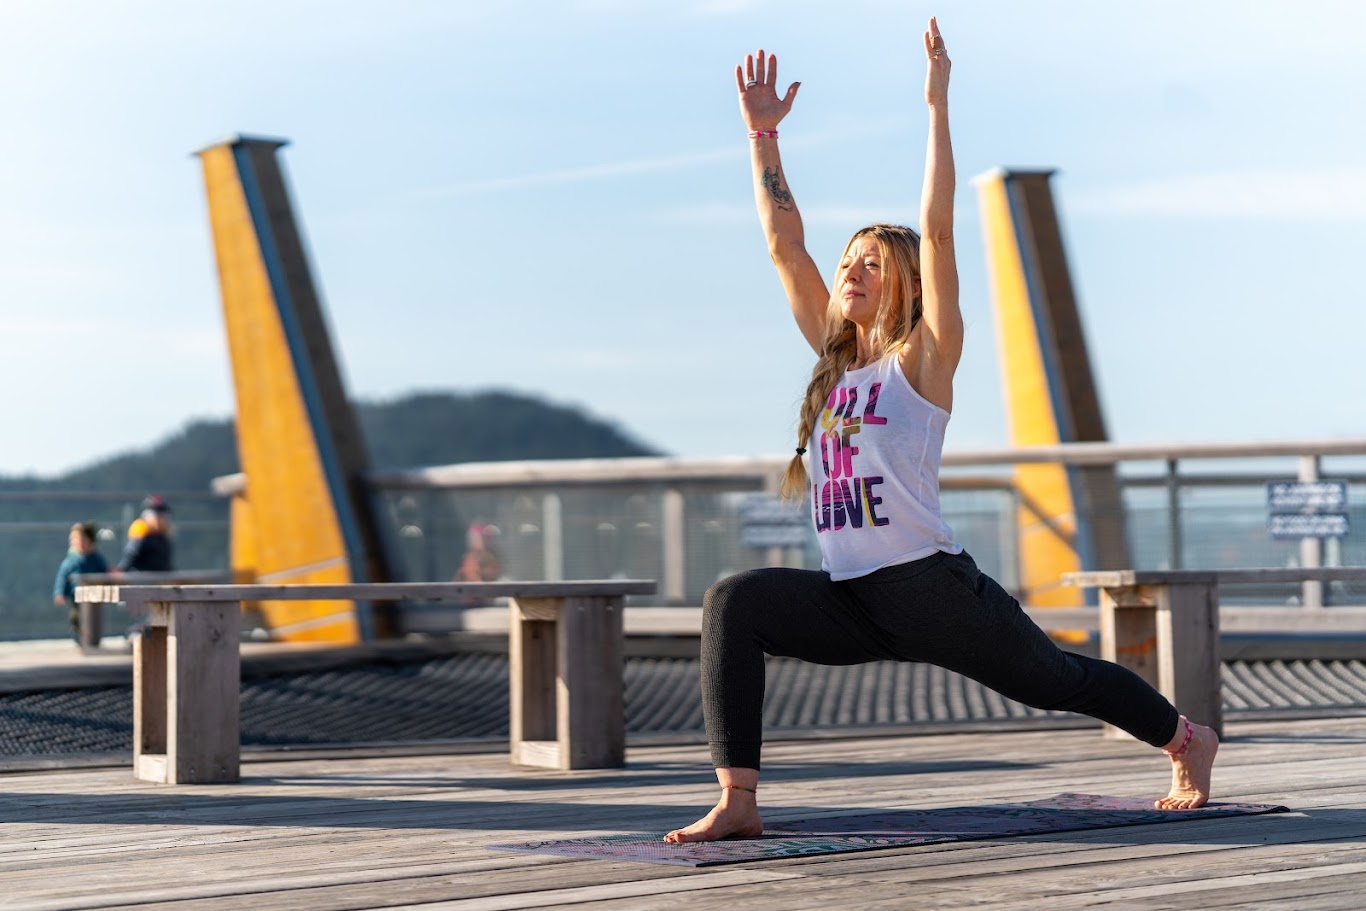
[1155,720,1219,809]
[664,797,763,843]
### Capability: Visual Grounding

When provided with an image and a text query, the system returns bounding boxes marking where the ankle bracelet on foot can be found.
[1163,716,1194,757]
[722,784,756,793]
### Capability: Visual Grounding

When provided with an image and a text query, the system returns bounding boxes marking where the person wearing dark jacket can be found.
[115,495,174,573]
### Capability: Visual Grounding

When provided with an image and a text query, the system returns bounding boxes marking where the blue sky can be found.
[2,0,1363,475]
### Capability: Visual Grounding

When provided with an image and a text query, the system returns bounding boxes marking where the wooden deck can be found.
[3,715,1365,910]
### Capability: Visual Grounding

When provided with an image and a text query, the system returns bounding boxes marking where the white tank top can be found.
[807,354,962,580]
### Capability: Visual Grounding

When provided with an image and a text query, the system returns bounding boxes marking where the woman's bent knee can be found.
[703,570,773,637]
[703,567,817,640]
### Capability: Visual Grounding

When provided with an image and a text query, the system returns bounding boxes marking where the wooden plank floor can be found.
[2,716,1365,910]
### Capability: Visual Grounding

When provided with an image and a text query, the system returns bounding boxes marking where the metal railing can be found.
[7,438,1364,640]
[364,439,1366,611]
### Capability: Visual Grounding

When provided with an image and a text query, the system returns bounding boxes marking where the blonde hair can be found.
[780,224,923,499]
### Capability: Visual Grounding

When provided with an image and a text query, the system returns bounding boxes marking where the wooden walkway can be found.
[3,715,1365,910]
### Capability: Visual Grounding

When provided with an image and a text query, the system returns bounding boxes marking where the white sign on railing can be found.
[1267,479,1351,540]
[1266,480,1348,511]
[1268,512,1350,540]
[740,494,809,549]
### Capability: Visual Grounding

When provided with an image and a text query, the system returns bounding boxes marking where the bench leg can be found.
[556,596,625,770]
[510,596,626,770]
[135,602,240,784]
[1155,581,1223,737]
[133,624,169,782]
[1098,585,1160,741]
[166,602,240,784]
[77,601,102,651]
[1100,583,1223,741]
[510,600,560,768]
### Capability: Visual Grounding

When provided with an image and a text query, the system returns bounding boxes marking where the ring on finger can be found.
[745,80,758,87]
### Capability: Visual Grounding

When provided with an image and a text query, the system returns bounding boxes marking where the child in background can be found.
[53,522,109,643]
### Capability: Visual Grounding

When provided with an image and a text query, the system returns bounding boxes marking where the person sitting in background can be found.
[115,495,174,573]
[455,522,501,584]
[52,522,109,642]
[454,522,502,606]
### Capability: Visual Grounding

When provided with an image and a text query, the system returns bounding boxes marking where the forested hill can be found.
[1,390,661,492]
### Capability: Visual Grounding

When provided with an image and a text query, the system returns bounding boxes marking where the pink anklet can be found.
[723,784,756,793]
[1163,716,1194,757]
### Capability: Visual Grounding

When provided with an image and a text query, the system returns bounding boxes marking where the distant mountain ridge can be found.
[1,389,661,491]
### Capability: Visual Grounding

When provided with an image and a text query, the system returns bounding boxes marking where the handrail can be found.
[1066,568,1366,587]
[73,570,234,585]
[945,439,1366,467]
[367,438,1366,490]
[75,579,658,604]
[200,437,1366,495]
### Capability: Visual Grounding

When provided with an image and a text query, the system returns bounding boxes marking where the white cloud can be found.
[416,147,743,197]
[657,201,977,228]
[655,203,752,224]
[691,0,770,13]
[419,118,910,198]
[0,0,505,66]
[659,203,912,227]
[547,349,661,372]
[1070,169,1366,220]
[0,319,108,341]
[570,0,771,14]
[0,320,221,359]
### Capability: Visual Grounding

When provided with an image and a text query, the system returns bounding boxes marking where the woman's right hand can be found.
[736,49,800,132]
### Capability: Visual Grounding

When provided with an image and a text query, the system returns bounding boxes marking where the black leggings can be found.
[701,549,1181,769]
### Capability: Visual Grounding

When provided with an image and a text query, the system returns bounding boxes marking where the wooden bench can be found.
[72,571,234,652]
[1064,567,1366,740]
[72,580,656,783]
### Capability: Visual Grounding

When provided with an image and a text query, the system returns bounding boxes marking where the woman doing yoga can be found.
[665,17,1219,845]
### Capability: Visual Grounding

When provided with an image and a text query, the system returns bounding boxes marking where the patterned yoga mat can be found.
[487,793,1288,867]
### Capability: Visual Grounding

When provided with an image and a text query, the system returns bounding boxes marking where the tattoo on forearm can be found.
[762,167,794,211]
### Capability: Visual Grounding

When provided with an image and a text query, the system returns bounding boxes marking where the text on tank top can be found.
[808,354,962,581]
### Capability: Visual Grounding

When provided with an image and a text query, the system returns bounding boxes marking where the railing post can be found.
[1004,485,1023,596]
[761,470,789,569]
[542,493,563,581]
[1299,455,1323,609]
[1165,459,1183,570]
[662,488,686,603]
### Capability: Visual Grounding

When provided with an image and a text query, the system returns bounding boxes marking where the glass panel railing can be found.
[5,446,1364,638]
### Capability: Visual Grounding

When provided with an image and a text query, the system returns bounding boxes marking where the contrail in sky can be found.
[419,117,908,198]
[419,147,742,197]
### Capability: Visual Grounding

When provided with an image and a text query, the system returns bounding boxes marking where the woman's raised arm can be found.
[738,50,829,355]
[904,16,964,411]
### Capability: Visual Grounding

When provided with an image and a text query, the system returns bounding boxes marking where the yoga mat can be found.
[487,792,1288,867]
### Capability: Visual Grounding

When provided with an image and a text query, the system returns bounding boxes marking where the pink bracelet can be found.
[748,130,778,139]
[1163,716,1194,757]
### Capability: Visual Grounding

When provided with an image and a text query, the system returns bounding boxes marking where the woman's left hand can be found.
[924,16,950,106]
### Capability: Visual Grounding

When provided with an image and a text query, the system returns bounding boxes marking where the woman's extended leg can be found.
[853,551,1218,809]
[665,567,888,843]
